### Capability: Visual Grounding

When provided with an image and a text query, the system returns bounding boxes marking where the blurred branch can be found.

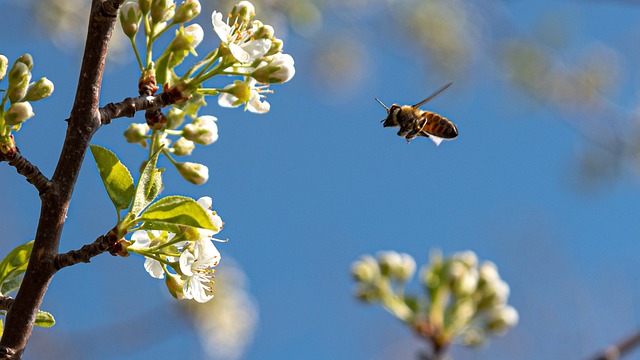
[588,330,640,360]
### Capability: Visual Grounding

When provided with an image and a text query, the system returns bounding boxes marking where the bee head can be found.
[375,98,400,127]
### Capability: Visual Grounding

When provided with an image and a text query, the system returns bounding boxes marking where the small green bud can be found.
[172,137,195,156]
[139,0,152,14]
[176,161,209,185]
[0,55,8,82]
[166,107,186,129]
[7,62,31,103]
[265,38,284,56]
[5,102,35,125]
[182,115,218,145]
[120,2,142,38]
[124,123,150,146]
[151,0,176,24]
[169,24,204,53]
[165,273,186,300]
[16,54,33,71]
[229,1,255,24]
[173,0,201,23]
[23,77,54,102]
[253,23,275,40]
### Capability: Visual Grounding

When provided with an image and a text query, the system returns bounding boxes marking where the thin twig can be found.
[53,229,119,271]
[588,329,640,360]
[0,296,14,312]
[2,149,51,196]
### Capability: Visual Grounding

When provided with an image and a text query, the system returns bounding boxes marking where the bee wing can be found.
[429,136,444,146]
[412,82,453,108]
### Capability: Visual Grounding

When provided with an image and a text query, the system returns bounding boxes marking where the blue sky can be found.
[3,1,640,359]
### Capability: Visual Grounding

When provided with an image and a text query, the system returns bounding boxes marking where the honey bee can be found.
[375,82,458,145]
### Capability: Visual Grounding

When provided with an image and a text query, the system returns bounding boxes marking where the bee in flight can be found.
[375,82,458,145]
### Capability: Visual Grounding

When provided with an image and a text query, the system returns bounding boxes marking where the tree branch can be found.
[53,229,120,271]
[0,1,125,358]
[1,148,51,196]
[99,89,185,125]
[0,296,14,312]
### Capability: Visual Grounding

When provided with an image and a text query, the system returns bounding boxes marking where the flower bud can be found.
[166,107,186,129]
[176,161,209,184]
[7,62,31,103]
[124,123,150,146]
[151,0,176,24]
[0,55,8,82]
[169,24,204,53]
[182,115,218,145]
[395,253,416,282]
[23,77,54,102]
[165,273,187,300]
[252,53,295,84]
[139,0,152,14]
[5,102,35,125]
[351,255,379,283]
[377,251,402,277]
[172,137,195,156]
[230,1,255,24]
[174,0,201,23]
[485,305,519,335]
[16,54,33,71]
[253,23,275,40]
[120,2,142,38]
[265,38,284,56]
[354,284,381,303]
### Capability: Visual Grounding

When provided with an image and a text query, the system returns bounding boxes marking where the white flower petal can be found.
[247,91,270,113]
[211,11,231,42]
[229,43,251,63]
[179,249,197,276]
[144,258,165,279]
[197,196,213,210]
[241,38,271,62]
[218,92,240,108]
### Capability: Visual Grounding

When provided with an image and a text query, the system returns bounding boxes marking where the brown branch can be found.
[0,296,14,312]
[588,330,640,360]
[2,148,51,196]
[99,89,185,125]
[0,0,125,358]
[53,229,120,271]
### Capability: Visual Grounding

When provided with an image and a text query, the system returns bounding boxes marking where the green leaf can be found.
[90,145,135,211]
[34,310,55,328]
[0,275,23,296]
[155,54,171,87]
[137,221,182,234]
[0,241,33,291]
[130,149,163,216]
[138,195,217,231]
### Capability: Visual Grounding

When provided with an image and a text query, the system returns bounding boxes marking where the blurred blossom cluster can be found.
[352,250,518,356]
[180,258,258,360]
[0,53,54,154]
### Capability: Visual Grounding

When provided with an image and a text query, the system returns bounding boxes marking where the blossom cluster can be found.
[120,0,295,184]
[126,196,225,303]
[0,53,54,154]
[352,250,518,350]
